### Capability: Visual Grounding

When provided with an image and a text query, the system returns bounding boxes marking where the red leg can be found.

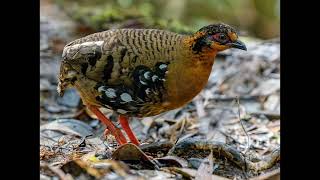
[119,115,140,146]
[88,105,127,145]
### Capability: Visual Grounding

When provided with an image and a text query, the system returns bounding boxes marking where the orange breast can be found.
[162,49,216,111]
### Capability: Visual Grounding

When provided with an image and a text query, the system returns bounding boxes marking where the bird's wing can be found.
[62,29,181,86]
[61,29,181,115]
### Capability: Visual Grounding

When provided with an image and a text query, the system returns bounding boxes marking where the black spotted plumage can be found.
[95,84,140,114]
[132,63,168,100]
[154,62,169,77]
[94,62,169,115]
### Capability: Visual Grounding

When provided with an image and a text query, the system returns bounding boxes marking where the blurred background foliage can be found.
[55,0,280,39]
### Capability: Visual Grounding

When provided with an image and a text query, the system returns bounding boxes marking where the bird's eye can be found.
[219,34,226,40]
[213,33,229,43]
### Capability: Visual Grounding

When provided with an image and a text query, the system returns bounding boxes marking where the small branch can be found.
[236,96,250,154]
[140,141,174,155]
[168,139,280,173]
[161,167,193,180]
[209,95,260,102]
[250,111,280,120]
[168,138,248,170]
[247,148,280,172]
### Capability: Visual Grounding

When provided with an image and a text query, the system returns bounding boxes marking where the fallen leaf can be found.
[251,79,280,96]
[263,94,280,112]
[195,152,214,180]
[112,143,158,169]
[61,152,130,179]
[40,119,93,138]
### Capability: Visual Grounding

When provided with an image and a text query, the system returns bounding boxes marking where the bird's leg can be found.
[87,105,127,145]
[119,115,140,146]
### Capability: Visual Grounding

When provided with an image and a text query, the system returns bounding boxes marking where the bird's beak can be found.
[228,40,247,51]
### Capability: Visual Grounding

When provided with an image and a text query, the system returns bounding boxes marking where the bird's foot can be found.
[103,128,127,145]
[103,128,110,136]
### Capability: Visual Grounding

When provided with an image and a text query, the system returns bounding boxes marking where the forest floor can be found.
[40,0,280,179]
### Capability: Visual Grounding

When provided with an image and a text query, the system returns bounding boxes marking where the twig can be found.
[168,139,247,169]
[140,141,174,154]
[236,96,250,154]
[247,148,280,172]
[250,111,280,120]
[209,95,260,102]
[162,167,193,180]
[168,139,280,172]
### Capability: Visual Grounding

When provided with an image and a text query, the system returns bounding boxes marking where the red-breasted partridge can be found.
[57,23,247,146]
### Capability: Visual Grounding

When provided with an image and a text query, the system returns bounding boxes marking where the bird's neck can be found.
[180,33,218,68]
[163,35,217,110]
[182,33,218,62]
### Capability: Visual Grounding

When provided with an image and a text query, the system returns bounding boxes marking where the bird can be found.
[57,23,247,146]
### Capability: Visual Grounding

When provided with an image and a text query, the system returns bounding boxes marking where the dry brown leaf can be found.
[112,143,158,169]
[195,152,214,180]
[112,143,150,161]
[61,152,130,179]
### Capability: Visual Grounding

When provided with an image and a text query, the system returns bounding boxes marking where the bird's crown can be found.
[197,23,237,35]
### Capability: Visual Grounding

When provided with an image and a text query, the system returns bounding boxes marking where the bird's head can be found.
[190,23,247,53]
